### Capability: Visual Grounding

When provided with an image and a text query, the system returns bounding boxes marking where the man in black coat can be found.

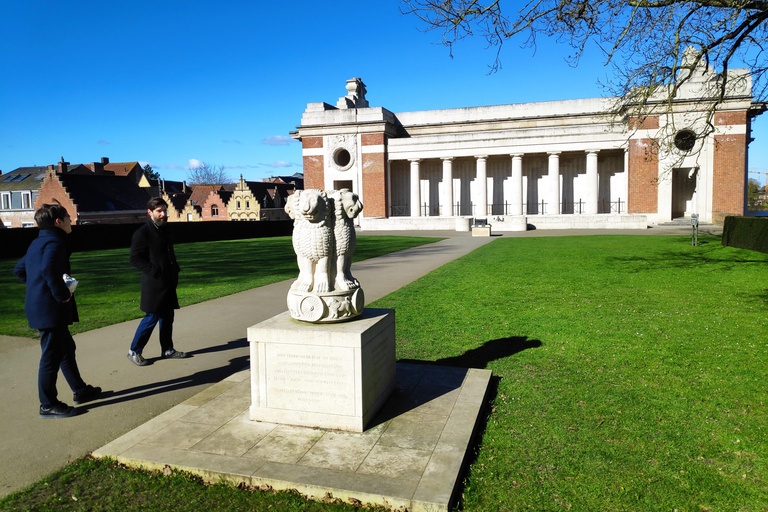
[127,197,188,366]
[14,203,101,418]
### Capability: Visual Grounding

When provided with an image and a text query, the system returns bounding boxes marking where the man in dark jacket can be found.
[127,197,187,366]
[14,203,101,418]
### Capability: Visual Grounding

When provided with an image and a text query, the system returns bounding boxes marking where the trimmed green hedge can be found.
[722,216,768,253]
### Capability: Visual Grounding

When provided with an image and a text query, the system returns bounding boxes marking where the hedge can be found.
[0,220,293,261]
[721,216,768,253]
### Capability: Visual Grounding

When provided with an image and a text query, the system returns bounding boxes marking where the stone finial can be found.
[336,77,369,109]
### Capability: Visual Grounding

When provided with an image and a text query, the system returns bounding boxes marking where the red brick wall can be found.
[34,173,79,223]
[629,116,660,130]
[302,137,324,190]
[361,133,387,217]
[361,133,385,146]
[628,139,659,214]
[200,191,229,221]
[362,152,387,217]
[712,133,746,222]
[714,111,747,126]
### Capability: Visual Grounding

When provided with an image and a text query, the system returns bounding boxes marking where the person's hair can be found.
[147,197,168,211]
[34,203,70,230]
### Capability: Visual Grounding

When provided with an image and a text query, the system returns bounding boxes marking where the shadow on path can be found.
[79,338,249,411]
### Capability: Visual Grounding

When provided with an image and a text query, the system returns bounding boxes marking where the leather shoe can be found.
[73,385,102,405]
[40,403,77,419]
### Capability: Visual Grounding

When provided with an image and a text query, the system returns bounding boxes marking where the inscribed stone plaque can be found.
[265,344,355,415]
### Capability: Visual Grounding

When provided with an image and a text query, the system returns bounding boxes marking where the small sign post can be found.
[691,213,699,246]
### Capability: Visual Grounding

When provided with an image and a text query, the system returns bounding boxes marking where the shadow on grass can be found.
[78,339,249,412]
[400,336,543,369]
[388,336,540,510]
[609,245,768,270]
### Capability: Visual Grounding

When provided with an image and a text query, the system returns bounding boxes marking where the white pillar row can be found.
[510,154,524,216]
[442,157,454,216]
[547,152,561,215]
[585,150,600,215]
[476,155,488,216]
[409,159,421,217]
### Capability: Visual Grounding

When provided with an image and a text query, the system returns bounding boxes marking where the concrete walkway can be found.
[0,225,720,498]
[0,231,493,498]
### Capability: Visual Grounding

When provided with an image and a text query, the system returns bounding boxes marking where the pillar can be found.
[409,159,421,217]
[510,154,524,216]
[442,158,453,216]
[586,150,599,215]
[476,155,488,216]
[548,152,561,215]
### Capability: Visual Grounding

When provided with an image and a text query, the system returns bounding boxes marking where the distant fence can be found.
[1,220,293,260]
[721,216,768,254]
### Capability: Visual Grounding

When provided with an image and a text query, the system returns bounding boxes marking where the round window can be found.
[334,148,351,168]
[674,130,696,152]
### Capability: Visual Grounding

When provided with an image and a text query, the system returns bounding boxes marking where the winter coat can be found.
[129,221,180,313]
[13,228,78,329]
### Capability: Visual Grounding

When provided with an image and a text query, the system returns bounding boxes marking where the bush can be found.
[721,216,768,253]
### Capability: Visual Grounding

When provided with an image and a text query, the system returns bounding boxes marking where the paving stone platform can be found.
[93,363,491,512]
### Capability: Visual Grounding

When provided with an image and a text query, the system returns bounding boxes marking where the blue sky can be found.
[2,0,767,185]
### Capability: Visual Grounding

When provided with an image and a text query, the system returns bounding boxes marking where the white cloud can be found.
[188,159,203,169]
[261,135,292,146]
[267,161,295,168]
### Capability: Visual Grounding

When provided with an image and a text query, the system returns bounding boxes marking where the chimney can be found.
[91,161,105,174]
[101,157,109,164]
[57,157,69,174]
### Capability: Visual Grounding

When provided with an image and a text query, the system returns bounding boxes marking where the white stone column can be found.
[476,155,488,216]
[409,159,421,217]
[510,154,524,216]
[586,150,600,215]
[623,147,629,214]
[442,157,453,216]
[548,152,561,215]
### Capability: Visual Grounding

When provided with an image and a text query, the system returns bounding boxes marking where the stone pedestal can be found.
[472,225,492,237]
[248,308,395,432]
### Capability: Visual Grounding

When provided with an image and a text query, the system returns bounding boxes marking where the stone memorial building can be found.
[291,64,764,231]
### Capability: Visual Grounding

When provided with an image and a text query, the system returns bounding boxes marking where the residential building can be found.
[0,166,47,228]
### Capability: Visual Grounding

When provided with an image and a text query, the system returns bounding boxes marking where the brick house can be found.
[292,69,764,231]
[34,170,150,224]
[2,157,149,227]
[200,187,234,221]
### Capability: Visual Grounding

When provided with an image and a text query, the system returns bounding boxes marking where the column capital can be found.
[547,151,561,156]
[441,157,454,162]
[585,149,601,155]
[408,158,422,163]
[475,155,489,161]
[510,153,524,158]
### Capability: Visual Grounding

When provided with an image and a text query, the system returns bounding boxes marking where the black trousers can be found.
[38,326,86,408]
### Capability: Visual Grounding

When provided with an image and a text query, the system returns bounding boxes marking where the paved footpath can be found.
[0,226,718,497]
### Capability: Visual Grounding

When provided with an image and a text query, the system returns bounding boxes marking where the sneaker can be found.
[162,349,187,359]
[127,351,148,366]
[73,385,102,405]
[40,402,77,419]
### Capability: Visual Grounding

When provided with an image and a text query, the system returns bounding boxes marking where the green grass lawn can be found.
[2,234,766,511]
[0,235,439,338]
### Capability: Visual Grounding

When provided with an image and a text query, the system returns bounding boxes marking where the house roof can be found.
[104,162,141,176]
[57,173,151,212]
[188,185,221,205]
[0,167,48,191]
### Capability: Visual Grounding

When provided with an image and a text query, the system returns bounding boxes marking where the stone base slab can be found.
[248,309,395,432]
[93,363,492,512]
